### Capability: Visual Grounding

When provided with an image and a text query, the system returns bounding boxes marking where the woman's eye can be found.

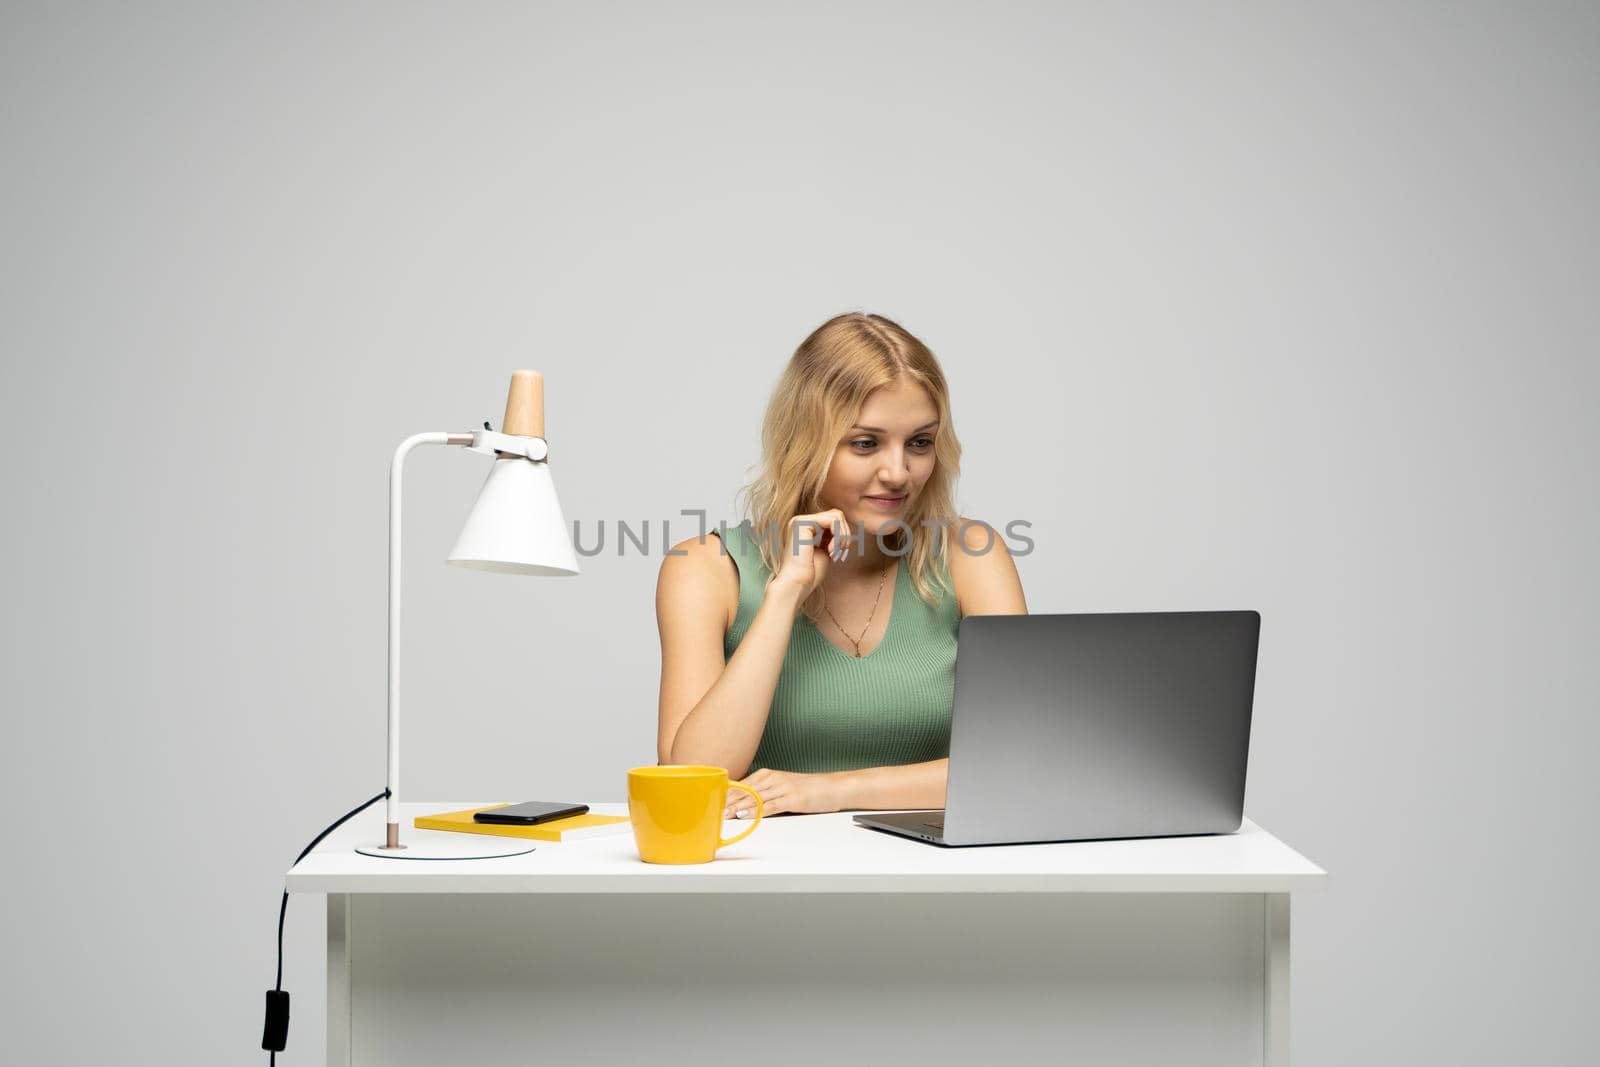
[852,437,934,450]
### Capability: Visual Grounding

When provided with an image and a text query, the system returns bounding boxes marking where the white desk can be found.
[290,802,1326,1067]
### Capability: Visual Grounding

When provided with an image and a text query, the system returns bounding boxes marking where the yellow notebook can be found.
[415,804,632,842]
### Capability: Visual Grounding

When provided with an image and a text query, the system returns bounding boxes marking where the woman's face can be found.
[818,378,939,543]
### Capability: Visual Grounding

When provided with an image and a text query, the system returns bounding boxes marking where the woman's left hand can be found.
[724,768,844,819]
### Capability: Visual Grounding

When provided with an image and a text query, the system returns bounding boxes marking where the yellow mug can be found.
[627,765,764,864]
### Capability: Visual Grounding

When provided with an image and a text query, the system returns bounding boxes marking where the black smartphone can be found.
[474,801,590,825]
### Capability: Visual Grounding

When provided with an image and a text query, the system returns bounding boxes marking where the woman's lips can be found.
[864,495,906,511]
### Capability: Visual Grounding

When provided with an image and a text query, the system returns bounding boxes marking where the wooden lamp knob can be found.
[502,370,545,438]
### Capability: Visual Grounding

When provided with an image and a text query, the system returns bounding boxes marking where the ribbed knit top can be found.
[713,519,960,774]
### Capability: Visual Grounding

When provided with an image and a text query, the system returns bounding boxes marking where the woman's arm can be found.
[657,535,806,776]
[831,758,949,811]
[725,760,948,817]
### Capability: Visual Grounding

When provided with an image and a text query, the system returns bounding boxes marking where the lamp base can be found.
[356,835,537,861]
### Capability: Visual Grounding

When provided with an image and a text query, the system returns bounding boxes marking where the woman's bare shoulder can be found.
[946,516,1027,618]
[661,530,741,633]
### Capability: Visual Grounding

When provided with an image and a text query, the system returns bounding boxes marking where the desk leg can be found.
[1265,893,1290,1067]
[328,893,351,1067]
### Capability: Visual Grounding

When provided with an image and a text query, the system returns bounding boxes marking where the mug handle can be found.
[718,783,765,848]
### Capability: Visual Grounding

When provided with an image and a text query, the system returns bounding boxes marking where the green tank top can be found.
[713,519,960,774]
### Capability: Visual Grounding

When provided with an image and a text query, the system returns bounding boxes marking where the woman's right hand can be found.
[768,508,853,599]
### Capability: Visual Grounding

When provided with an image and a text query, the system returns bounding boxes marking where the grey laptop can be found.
[853,611,1260,847]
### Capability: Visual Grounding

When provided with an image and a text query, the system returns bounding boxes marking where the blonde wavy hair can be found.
[734,311,963,618]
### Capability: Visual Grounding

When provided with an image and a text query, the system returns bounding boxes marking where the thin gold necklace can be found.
[819,562,894,657]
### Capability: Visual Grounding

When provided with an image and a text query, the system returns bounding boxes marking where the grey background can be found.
[2,2,1594,1064]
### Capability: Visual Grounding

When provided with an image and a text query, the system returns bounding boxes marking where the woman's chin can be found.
[853,509,915,539]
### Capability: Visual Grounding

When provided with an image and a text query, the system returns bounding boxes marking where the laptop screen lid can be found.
[940,611,1260,847]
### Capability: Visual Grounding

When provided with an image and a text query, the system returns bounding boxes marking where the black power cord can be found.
[264,788,390,1062]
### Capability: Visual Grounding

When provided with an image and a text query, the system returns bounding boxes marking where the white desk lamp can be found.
[355,370,580,860]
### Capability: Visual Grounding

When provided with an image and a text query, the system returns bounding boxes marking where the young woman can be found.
[655,311,1027,819]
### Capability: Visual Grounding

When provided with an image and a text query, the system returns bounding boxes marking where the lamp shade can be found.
[448,456,580,575]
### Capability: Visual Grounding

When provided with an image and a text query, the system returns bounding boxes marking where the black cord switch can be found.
[262,990,290,1052]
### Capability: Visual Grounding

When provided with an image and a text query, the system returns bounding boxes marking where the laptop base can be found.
[852,811,955,846]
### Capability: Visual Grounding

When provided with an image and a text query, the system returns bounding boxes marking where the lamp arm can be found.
[384,431,475,847]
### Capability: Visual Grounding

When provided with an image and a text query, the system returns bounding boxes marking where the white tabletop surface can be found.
[286,802,1327,894]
